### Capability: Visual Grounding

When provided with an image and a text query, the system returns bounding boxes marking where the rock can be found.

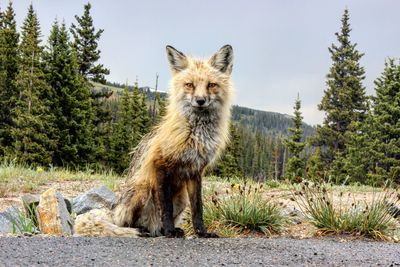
[72,185,117,215]
[385,201,400,218]
[64,198,72,214]
[21,194,40,220]
[36,188,73,235]
[283,207,305,224]
[21,194,72,228]
[0,206,37,234]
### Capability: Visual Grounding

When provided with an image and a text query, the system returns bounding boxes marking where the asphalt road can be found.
[0,236,399,266]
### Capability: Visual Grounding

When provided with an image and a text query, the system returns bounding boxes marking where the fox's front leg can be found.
[156,169,184,238]
[187,174,219,238]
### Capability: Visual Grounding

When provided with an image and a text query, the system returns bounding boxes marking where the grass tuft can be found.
[292,181,400,240]
[184,182,288,237]
[9,206,38,235]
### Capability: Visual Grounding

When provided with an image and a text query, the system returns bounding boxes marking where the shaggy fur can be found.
[74,45,234,237]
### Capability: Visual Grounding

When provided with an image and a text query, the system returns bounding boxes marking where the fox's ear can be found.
[166,45,188,73]
[209,45,233,75]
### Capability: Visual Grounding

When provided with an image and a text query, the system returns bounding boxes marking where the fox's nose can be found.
[196,98,206,106]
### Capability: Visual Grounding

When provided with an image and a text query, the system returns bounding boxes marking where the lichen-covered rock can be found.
[36,188,73,235]
[72,185,117,215]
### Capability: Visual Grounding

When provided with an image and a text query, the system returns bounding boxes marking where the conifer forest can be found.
[0,3,399,186]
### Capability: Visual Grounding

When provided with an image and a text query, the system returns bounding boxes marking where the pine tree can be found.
[368,59,400,183]
[71,3,112,164]
[110,85,134,173]
[270,138,284,180]
[131,80,150,142]
[0,6,3,28]
[70,2,109,83]
[10,5,56,166]
[213,124,242,179]
[154,92,167,123]
[313,8,368,181]
[345,59,400,185]
[44,20,95,166]
[0,2,19,157]
[306,147,325,182]
[110,81,150,173]
[341,120,372,184]
[284,95,305,181]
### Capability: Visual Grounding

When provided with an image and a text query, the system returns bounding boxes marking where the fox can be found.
[74,44,234,238]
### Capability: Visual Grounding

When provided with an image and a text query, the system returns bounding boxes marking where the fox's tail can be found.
[73,208,141,237]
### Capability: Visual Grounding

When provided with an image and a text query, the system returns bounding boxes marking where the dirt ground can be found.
[0,180,383,212]
[2,179,396,240]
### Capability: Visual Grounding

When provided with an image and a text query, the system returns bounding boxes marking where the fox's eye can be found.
[208,83,217,89]
[184,83,194,89]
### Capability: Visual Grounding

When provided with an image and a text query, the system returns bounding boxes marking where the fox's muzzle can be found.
[192,96,210,108]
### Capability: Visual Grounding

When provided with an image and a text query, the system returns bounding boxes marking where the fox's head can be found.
[166,45,233,116]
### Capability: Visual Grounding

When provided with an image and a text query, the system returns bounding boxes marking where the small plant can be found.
[292,181,400,240]
[184,182,287,236]
[265,179,282,189]
[10,207,38,235]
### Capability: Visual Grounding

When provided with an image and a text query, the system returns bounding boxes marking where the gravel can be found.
[0,236,399,266]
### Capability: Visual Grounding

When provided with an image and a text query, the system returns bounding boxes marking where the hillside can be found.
[94,82,315,138]
[231,105,315,138]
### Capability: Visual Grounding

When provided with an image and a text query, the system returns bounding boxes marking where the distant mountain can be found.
[94,82,315,137]
[231,105,315,138]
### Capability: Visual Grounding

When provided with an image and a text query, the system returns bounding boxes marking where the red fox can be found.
[74,45,234,237]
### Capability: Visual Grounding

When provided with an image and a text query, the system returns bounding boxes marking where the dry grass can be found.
[0,161,122,197]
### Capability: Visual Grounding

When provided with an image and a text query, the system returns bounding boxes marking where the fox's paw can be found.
[196,231,219,238]
[164,227,185,238]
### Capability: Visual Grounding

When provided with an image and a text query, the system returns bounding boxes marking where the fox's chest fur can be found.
[175,111,222,174]
[182,111,222,168]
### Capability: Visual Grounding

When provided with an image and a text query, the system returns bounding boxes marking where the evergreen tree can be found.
[44,20,95,166]
[371,59,400,183]
[313,8,368,181]
[342,120,372,184]
[110,85,134,173]
[345,59,400,185]
[70,2,109,83]
[213,124,242,179]
[0,6,3,28]
[10,5,56,165]
[110,81,150,173]
[71,3,112,164]
[154,92,167,124]
[306,147,325,182]
[270,138,284,180]
[91,88,113,164]
[131,81,150,140]
[284,95,305,181]
[0,2,19,157]
[368,59,400,183]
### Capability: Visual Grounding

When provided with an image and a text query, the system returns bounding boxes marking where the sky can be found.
[8,0,400,125]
